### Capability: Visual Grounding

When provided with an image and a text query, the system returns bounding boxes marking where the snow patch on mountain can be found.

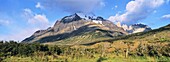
[60,13,106,25]
[116,22,152,34]
[92,20,102,24]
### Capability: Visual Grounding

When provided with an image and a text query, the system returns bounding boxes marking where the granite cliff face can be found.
[116,22,152,34]
[129,24,152,33]
[22,13,127,44]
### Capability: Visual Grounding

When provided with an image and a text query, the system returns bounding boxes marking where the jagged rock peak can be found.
[60,13,82,23]
[74,13,106,21]
[131,23,150,28]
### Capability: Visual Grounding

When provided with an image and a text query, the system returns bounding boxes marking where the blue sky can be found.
[0,0,170,41]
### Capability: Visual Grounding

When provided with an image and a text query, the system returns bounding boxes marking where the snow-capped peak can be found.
[60,13,106,24]
[76,13,97,20]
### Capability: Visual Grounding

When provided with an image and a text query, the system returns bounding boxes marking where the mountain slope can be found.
[70,24,170,61]
[83,24,170,45]
[44,25,124,45]
[22,13,127,44]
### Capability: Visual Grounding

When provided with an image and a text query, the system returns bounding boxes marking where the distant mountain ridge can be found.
[116,22,152,34]
[22,13,127,44]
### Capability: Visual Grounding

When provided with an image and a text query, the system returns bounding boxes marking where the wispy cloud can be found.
[112,5,118,10]
[0,28,39,41]
[23,8,50,29]
[108,0,165,25]
[28,14,49,24]
[0,8,51,41]
[161,14,170,20]
[35,2,43,9]
[42,0,105,14]
[0,19,10,26]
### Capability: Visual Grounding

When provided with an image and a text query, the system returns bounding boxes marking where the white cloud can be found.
[42,0,105,14]
[112,5,118,10]
[28,14,49,24]
[23,8,34,19]
[0,20,10,26]
[28,14,49,28]
[23,8,49,29]
[24,8,32,14]
[115,5,118,8]
[0,8,50,41]
[161,14,170,20]
[0,8,51,41]
[36,2,43,9]
[108,0,164,25]
[0,28,39,41]
[153,10,157,13]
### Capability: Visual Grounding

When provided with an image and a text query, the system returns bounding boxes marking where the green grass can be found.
[3,55,170,62]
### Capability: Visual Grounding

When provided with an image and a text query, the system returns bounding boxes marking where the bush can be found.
[97,57,107,62]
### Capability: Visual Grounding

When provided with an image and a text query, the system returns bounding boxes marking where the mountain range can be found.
[22,13,152,45]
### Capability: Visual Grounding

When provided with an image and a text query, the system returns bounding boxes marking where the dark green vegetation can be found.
[0,40,170,62]
[0,41,62,61]
[0,24,170,62]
